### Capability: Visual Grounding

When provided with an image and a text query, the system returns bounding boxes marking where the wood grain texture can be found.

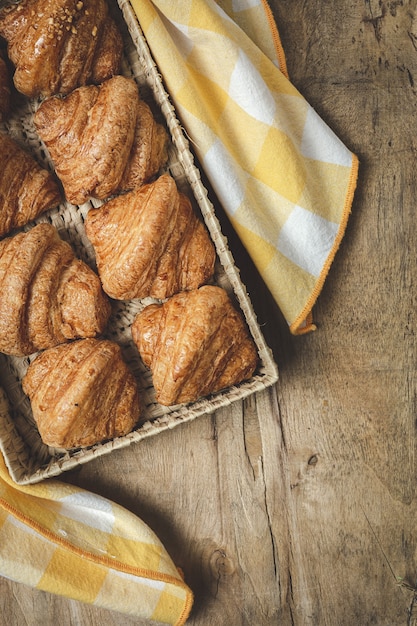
[2,1,417,625]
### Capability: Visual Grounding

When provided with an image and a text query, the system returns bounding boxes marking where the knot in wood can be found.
[209,548,236,577]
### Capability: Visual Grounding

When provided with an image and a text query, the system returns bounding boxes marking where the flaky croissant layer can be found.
[22,338,141,448]
[34,75,169,205]
[0,223,111,356]
[131,285,258,406]
[0,48,11,120]
[85,173,216,300]
[0,0,123,98]
[0,134,62,237]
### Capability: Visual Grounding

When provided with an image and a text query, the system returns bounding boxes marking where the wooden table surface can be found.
[2,1,417,624]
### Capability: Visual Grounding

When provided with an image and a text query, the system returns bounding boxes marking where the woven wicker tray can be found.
[0,0,278,485]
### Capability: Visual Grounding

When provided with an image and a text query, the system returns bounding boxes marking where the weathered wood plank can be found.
[271,1,417,624]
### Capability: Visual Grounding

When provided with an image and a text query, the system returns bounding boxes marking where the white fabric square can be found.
[301,106,353,167]
[229,49,276,125]
[277,205,339,277]
[57,492,115,532]
[203,139,246,216]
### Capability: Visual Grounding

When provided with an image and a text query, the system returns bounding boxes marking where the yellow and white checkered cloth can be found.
[0,2,358,624]
[130,0,359,333]
[0,451,193,624]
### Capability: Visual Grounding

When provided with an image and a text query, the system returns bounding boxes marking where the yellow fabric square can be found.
[176,104,218,155]
[105,535,163,572]
[264,251,318,324]
[144,21,189,92]
[217,98,270,171]
[254,55,299,99]
[252,126,306,203]
[230,221,277,273]
[38,547,107,602]
[189,0,229,34]
[270,93,308,146]
[185,23,241,77]
[146,0,193,23]
[180,64,230,124]
[129,0,160,32]
[151,588,189,624]
[0,482,59,531]
[298,159,355,223]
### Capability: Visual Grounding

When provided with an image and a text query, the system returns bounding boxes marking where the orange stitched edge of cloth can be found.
[259,0,289,77]
[290,154,360,335]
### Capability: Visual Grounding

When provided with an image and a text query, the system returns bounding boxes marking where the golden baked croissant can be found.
[0,47,11,120]
[34,75,169,205]
[85,173,216,300]
[131,285,258,405]
[22,338,140,448]
[0,223,111,356]
[0,134,62,237]
[0,0,123,98]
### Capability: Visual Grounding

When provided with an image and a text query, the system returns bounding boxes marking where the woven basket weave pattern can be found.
[0,0,278,484]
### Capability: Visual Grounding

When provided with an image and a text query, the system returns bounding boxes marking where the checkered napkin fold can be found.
[131,0,359,333]
[0,391,193,625]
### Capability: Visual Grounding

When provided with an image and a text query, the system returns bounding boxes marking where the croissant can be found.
[34,75,169,205]
[0,223,111,356]
[0,134,62,237]
[0,0,123,98]
[22,338,141,448]
[0,48,11,120]
[131,285,258,406]
[85,173,216,300]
